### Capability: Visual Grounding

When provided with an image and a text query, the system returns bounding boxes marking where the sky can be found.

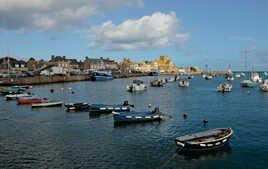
[0,0,268,71]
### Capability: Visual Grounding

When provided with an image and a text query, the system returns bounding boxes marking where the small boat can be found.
[90,101,133,113]
[251,72,262,83]
[259,79,268,92]
[32,101,63,108]
[126,79,147,92]
[178,80,189,87]
[17,96,42,104]
[150,79,164,87]
[112,107,163,123]
[240,80,256,88]
[205,75,213,80]
[264,72,268,76]
[235,73,241,78]
[217,83,232,92]
[226,74,234,81]
[1,87,26,95]
[5,93,33,101]
[150,71,159,76]
[92,71,113,81]
[188,75,194,79]
[64,102,90,111]
[175,128,233,151]
[240,72,246,77]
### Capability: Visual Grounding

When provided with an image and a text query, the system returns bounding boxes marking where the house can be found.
[0,56,27,72]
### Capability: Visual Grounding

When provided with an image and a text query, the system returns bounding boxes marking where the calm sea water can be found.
[0,74,268,169]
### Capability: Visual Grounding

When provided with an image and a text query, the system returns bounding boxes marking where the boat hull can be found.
[32,101,63,108]
[65,103,90,111]
[92,76,113,81]
[90,104,130,114]
[113,111,163,123]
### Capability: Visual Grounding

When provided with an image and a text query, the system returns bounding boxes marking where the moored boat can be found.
[32,101,63,108]
[205,75,213,80]
[126,79,147,92]
[251,72,262,83]
[259,79,268,92]
[150,79,164,87]
[92,71,113,81]
[90,101,133,114]
[175,128,233,151]
[264,72,268,76]
[1,87,26,95]
[17,96,42,104]
[112,107,163,123]
[240,80,256,88]
[178,80,189,87]
[217,83,232,92]
[5,93,33,101]
[64,102,90,111]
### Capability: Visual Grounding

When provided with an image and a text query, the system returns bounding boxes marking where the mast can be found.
[244,48,248,72]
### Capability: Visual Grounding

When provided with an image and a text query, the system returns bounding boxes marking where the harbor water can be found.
[0,74,268,168]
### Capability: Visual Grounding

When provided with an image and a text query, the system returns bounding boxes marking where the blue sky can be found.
[0,0,267,71]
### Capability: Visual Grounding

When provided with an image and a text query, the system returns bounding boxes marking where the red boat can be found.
[18,96,42,104]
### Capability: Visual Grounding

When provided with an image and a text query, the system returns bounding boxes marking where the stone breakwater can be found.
[0,75,92,85]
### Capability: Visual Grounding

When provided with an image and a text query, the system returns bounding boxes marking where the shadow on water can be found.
[175,143,232,161]
[113,120,162,128]
[89,112,112,119]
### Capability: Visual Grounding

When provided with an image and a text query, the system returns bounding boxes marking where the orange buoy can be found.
[183,112,187,117]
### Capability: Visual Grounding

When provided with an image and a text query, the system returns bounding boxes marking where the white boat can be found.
[251,72,262,83]
[240,80,256,88]
[259,79,268,92]
[205,75,213,80]
[126,79,147,92]
[32,101,63,108]
[235,74,241,78]
[240,72,246,77]
[178,80,189,87]
[227,76,234,81]
[5,93,32,101]
[264,72,268,76]
[217,83,232,92]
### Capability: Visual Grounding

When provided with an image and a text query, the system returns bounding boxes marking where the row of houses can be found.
[0,55,196,75]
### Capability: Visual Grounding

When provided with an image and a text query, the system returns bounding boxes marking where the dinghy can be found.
[90,101,132,114]
[64,102,90,111]
[112,107,163,123]
[32,101,63,108]
[175,128,233,151]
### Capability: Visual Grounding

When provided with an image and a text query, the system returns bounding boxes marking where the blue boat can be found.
[92,71,113,81]
[89,101,132,113]
[1,87,26,95]
[112,107,163,123]
[150,71,159,76]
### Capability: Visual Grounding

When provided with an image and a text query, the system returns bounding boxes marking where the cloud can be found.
[86,11,190,51]
[226,36,255,42]
[0,0,143,32]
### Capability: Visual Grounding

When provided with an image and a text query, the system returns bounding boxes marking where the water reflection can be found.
[175,144,232,161]
[113,120,162,128]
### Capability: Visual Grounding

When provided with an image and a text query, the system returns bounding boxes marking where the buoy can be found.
[71,90,75,94]
[203,120,208,124]
[28,86,33,89]
[50,88,54,93]
[144,86,147,88]
[148,104,152,108]
[183,112,187,117]
[44,97,49,100]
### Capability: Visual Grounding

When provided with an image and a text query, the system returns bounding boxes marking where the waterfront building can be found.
[0,56,27,72]
[83,57,118,71]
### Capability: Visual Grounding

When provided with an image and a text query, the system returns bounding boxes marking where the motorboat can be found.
[1,87,26,95]
[175,128,233,151]
[264,72,268,76]
[251,72,262,83]
[259,79,268,92]
[178,80,189,87]
[92,71,113,81]
[126,79,147,92]
[240,72,246,77]
[240,80,256,88]
[217,83,232,92]
[205,75,213,80]
[235,74,241,78]
[112,107,163,123]
[150,79,164,87]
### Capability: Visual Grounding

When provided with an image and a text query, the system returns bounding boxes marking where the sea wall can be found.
[0,75,92,85]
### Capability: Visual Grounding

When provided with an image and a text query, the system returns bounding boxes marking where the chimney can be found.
[63,56,66,60]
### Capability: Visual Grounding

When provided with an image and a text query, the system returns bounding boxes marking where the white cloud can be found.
[86,12,190,51]
[0,0,143,32]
